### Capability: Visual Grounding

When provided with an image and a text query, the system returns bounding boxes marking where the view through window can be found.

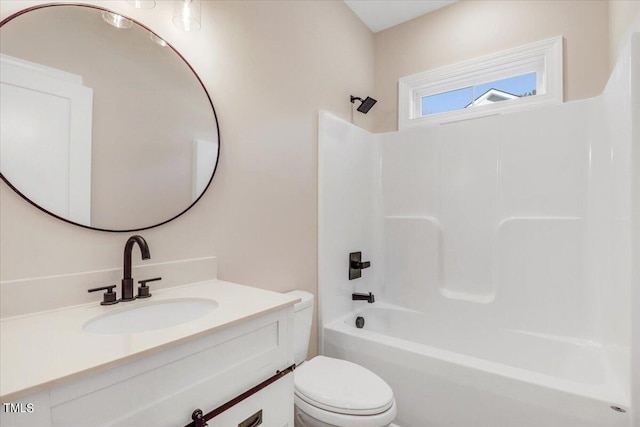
[421,72,537,116]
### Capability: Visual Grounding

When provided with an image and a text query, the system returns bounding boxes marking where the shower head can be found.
[350,95,377,114]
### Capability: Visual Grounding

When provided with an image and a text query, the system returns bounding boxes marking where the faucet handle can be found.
[137,277,161,299]
[88,284,119,305]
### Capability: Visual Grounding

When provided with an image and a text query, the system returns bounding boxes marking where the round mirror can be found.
[0,4,219,231]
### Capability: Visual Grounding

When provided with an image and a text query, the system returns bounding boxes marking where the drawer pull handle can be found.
[239,409,262,427]
[192,409,208,427]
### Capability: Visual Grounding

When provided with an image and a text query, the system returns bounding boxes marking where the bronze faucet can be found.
[121,235,150,301]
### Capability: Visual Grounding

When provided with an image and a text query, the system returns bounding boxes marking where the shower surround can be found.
[318,35,638,426]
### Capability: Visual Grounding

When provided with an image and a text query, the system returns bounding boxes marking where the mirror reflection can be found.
[0,5,219,231]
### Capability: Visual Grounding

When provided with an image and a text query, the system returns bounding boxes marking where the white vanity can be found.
[1,280,299,427]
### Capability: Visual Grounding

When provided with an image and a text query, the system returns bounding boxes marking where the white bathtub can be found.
[323,304,629,427]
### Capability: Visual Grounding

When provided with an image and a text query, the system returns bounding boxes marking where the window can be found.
[398,37,563,129]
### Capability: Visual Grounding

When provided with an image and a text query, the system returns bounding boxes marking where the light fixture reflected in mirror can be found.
[149,32,167,47]
[173,0,201,32]
[101,11,133,29]
[126,0,156,9]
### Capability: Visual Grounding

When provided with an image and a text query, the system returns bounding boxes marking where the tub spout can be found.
[352,292,375,303]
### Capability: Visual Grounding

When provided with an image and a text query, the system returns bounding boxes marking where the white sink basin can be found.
[83,299,219,335]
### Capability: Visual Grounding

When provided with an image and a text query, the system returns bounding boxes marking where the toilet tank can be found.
[285,290,314,365]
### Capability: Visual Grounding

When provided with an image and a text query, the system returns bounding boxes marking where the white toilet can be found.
[286,291,397,427]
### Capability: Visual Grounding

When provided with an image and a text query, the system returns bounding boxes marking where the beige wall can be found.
[0,0,375,358]
[609,0,640,71]
[372,0,610,133]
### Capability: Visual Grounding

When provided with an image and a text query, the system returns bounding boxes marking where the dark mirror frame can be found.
[0,3,220,233]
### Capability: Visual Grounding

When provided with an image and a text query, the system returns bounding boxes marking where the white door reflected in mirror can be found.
[1,54,93,225]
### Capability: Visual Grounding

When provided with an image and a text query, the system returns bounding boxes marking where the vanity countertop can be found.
[0,280,300,401]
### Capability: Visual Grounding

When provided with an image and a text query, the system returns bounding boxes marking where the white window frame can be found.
[398,36,563,130]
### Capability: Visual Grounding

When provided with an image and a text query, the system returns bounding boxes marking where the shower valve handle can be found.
[351,260,371,269]
[349,252,371,280]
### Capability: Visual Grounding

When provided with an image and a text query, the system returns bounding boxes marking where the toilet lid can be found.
[294,356,394,416]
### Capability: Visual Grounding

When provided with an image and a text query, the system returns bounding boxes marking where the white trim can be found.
[191,138,218,202]
[0,53,83,85]
[398,36,563,130]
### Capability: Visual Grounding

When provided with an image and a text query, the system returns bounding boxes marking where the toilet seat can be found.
[294,356,395,416]
[295,394,397,427]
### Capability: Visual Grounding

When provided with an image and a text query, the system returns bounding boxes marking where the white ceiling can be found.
[344,0,457,33]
